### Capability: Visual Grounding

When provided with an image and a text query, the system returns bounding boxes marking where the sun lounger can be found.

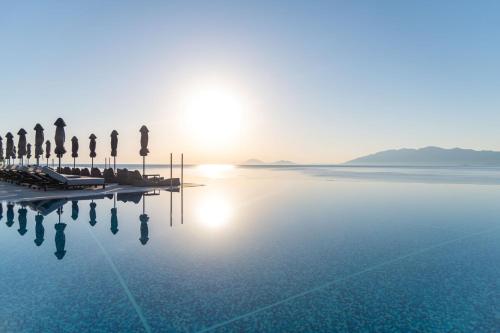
[39,167,105,189]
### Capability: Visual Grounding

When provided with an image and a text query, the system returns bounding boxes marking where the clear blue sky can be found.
[2,1,500,163]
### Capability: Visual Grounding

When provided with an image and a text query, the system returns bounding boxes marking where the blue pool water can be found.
[0,165,499,332]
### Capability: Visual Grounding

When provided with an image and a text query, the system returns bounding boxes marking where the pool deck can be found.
[0,182,196,202]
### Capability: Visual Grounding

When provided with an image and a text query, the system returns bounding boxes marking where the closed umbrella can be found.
[89,134,97,169]
[139,125,149,177]
[6,203,14,227]
[12,146,17,164]
[5,133,13,165]
[54,118,66,171]
[110,130,118,172]
[17,128,27,165]
[34,123,44,166]
[26,143,32,165]
[0,136,4,164]
[71,136,79,169]
[71,201,79,221]
[45,140,51,167]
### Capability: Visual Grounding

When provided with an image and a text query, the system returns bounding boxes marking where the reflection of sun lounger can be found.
[23,198,68,216]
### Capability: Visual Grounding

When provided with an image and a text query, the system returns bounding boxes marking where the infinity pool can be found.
[0,166,499,332]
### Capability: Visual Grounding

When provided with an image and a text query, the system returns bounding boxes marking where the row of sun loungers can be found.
[0,165,180,190]
[0,165,105,190]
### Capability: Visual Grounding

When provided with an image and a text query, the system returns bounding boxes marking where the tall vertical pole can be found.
[91,157,94,170]
[170,153,173,186]
[142,156,145,177]
[114,156,116,172]
[181,154,184,224]
[58,157,61,171]
[73,157,75,169]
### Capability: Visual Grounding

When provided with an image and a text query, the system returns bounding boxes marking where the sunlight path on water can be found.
[87,227,152,333]
[196,226,500,333]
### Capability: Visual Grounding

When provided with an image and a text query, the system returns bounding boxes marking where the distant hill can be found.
[346,147,500,166]
[241,159,296,165]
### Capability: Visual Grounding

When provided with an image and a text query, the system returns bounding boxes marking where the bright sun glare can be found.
[183,86,244,148]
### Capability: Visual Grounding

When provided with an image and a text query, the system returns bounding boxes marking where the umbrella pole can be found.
[142,156,145,178]
[73,158,75,169]
[58,157,61,171]
[114,156,116,173]
[91,158,94,170]
[181,153,183,224]
[170,153,172,187]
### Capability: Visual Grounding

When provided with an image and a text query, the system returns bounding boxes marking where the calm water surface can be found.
[1,165,499,332]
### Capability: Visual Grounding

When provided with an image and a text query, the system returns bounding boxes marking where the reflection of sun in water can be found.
[197,164,234,179]
[197,194,232,229]
[183,85,245,148]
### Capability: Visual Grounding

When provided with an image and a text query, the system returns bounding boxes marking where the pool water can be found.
[0,165,499,332]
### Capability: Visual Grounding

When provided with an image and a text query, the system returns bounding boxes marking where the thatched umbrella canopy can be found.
[5,132,13,164]
[54,118,66,170]
[110,130,118,172]
[139,125,149,176]
[45,140,51,166]
[89,134,97,169]
[71,136,79,169]
[26,143,32,165]
[17,128,27,165]
[34,123,44,165]
[34,214,45,246]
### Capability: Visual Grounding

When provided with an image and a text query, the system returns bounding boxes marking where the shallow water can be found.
[0,165,499,332]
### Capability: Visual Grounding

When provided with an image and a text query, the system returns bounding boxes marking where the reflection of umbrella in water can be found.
[139,194,149,244]
[34,214,45,246]
[34,123,44,165]
[110,195,118,234]
[18,206,28,235]
[17,128,27,165]
[89,201,97,226]
[139,213,149,245]
[71,201,79,220]
[54,207,67,260]
[45,140,51,167]
[6,203,14,227]
[0,202,3,221]
[54,118,67,170]
[89,134,97,169]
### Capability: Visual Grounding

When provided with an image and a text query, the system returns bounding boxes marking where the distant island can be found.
[241,159,296,165]
[346,146,500,166]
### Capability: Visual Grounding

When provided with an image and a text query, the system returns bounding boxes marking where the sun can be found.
[182,85,244,148]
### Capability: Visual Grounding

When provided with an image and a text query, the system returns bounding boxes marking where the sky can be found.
[2,0,500,164]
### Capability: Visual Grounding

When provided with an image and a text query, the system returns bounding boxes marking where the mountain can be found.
[241,159,296,165]
[346,146,500,166]
[242,159,265,165]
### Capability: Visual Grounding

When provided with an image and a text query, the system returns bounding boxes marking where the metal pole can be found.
[58,157,61,171]
[142,156,145,177]
[181,154,184,224]
[114,156,116,172]
[170,153,172,187]
[73,157,75,169]
[91,157,94,170]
